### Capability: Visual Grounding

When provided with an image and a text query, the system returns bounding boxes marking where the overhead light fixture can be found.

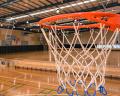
[6,0,97,21]
[13,26,15,28]
[74,19,77,22]
[26,21,29,24]
[112,9,116,11]
[24,28,26,30]
[56,8,60,14]
[0,24,3,27]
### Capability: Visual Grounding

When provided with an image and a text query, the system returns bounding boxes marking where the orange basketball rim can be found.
[38,12,120,31]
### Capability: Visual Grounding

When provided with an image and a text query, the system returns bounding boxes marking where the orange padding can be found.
[38,12,120,31]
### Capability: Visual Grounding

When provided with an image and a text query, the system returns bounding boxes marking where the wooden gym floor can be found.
[0,51,120,96]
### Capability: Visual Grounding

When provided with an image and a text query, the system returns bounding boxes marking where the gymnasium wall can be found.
[64,31,120,44]
[108,51,120,68]
[62,31,120,49]
[0,28,46,53]
[0,28,42,46]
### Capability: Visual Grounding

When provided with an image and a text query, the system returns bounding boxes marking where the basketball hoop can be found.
[38,12,120,95]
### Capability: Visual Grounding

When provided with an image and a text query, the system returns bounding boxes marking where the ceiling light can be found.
[74,19,77,22]
[1,24,3,27]
[56,8,60,14]
[13,26,15,28]
[26,21,29,24]
[112,9,116,11]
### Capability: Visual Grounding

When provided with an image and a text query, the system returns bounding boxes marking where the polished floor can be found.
[0,51,119,96]
[0,51,50,61]
[0,68,119,96]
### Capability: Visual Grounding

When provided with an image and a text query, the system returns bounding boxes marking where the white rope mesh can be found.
[41,24,119,94]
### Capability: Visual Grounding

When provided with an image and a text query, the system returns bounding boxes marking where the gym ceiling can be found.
[0,0,120,33]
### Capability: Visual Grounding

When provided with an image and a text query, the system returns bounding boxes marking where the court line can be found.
[15,94,68,96]
[0,69,117,95]
[0,83,25,94]
[0,75,58,87]
[3,68,55,79]
[0,75,114,96]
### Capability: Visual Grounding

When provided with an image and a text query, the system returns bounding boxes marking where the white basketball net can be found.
[41,24,119,95]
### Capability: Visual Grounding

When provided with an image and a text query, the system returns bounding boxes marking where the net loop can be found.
[66,89,80,96]
[69,80,76,87]
[84,90,96,96]
[57,85,65,94]
[88,83,96,88]
[99,85,107,95]
[78,80,82,85]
